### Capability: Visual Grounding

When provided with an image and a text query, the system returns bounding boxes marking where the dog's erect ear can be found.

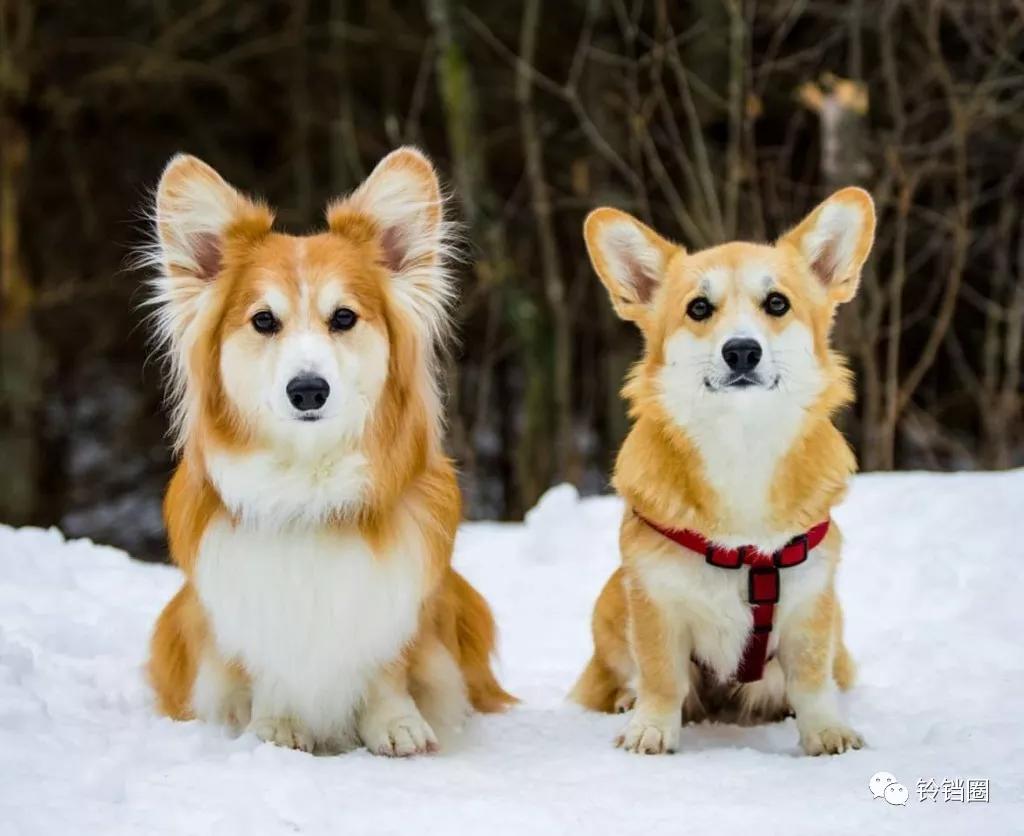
[781,187,875,304]
[154,154,272,283]
[327,147,452,335]
[583,208,680,326]
[146,154,273,452]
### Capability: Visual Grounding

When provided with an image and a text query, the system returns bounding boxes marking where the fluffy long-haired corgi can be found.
[144,147,514,755]
[571,189,875,756]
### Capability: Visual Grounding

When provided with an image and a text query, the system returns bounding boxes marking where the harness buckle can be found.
[748,566,780,604]
[707,544,745,569]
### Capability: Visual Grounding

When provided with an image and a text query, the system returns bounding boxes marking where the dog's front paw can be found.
[361,713,439,757]
[248,716,315,753]
[800,724,864,756]
[615,714,679,755]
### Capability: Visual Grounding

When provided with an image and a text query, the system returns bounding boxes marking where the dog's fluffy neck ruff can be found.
[615,367,855,551]
[202,440,370,529]
[189,381,437,533]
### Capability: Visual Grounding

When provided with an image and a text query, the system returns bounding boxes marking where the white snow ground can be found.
[1,471,1023,836]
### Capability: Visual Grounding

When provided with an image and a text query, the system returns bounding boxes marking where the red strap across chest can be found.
[637,514,830,683]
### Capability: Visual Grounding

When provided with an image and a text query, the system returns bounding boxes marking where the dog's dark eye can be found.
[329,307,358,332]
[251,311,280,335]
[686,297,714,322]
[764,292,790,317]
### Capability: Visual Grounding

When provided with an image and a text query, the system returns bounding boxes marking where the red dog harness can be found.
[637,514,830,683]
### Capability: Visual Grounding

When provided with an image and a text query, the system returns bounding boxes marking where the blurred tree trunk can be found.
[977,179,1023,468]
[428,0,532,512]
[516,0,574,486]
[289,0,313,223]
[329,0,364,192]
[798,73,878,465]
[1,0,44,524]
[424,0,477,497]
[582,24,632,474]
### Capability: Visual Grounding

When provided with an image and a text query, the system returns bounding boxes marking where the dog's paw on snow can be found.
[361,714,439,757]
[800,725,864,756]
[615,715,680,755]
[248,716,316,753]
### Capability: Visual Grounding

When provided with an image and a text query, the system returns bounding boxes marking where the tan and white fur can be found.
[571,189,875,756]
[145,147,515,755]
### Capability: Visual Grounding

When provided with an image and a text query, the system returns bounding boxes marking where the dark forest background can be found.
[1,0,1022,561]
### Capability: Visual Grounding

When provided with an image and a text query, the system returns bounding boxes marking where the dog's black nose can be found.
[286,375,330,411]
[722,338,762,373]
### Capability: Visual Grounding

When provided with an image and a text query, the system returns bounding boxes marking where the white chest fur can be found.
[688,405,800,542]
[194,514,426,738]
[671,396,809,549]
[635,541,833,680]
[204,446,370,527]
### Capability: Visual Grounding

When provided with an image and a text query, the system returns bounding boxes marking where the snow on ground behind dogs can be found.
[1,471,1022,835]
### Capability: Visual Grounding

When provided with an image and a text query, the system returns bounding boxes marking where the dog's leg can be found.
[358,662,439,757]
[614,580,688,754]
[191,646,251,733]
[410,633,471,735]
[571,568,636,713]
[832,600,857,690]
[778,586,864,755]
[246,678,315,753]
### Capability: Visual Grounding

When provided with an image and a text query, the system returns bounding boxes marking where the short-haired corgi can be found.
[572,189,875,755]
[145,147,514,755]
